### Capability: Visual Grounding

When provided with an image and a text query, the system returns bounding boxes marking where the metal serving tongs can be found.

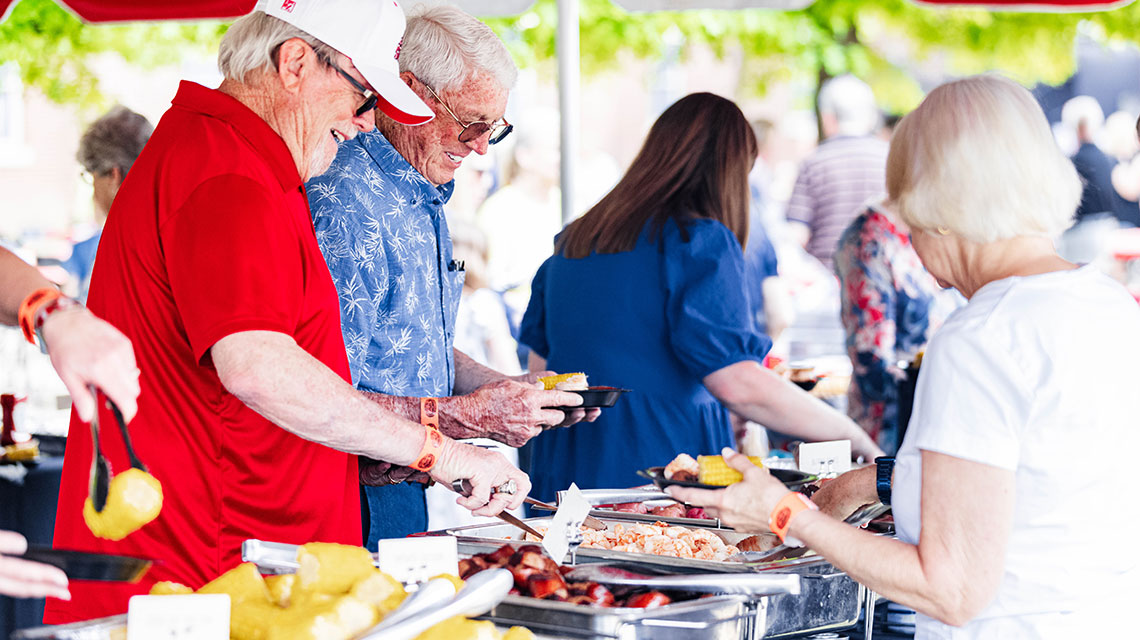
[450,479,547,540]
[106,395,147,473]
[87,385,112,512]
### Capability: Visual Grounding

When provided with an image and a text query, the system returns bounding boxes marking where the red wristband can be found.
[17,287,62,345]
[768,491,818,547]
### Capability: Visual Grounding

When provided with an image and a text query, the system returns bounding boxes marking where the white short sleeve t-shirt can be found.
[893,266,1140,639]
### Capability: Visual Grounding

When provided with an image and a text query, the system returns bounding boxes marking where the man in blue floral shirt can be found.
[308,5,591,546]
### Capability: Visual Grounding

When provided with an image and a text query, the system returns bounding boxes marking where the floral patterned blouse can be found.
[834,207,960,453]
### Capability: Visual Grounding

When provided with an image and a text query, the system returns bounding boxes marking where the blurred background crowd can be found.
[4,0,1140,449]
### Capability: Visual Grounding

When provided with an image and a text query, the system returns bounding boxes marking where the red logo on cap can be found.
[281,0,295,12]
[394,37,403,61]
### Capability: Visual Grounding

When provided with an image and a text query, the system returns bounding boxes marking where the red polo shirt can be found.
[45,82,361,623]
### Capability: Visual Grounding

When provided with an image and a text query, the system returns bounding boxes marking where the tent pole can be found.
[557,0,580,224]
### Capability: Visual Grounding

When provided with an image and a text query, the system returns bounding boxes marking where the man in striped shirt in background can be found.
[786,75,888,269]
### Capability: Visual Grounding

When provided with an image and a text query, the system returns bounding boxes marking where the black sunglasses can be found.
[331,63,378,118]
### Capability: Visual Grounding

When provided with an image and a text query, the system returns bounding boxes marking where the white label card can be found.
[542,483,592,565]
[798,440,851,477]
[376,535,459,584]
[127,594,230,640]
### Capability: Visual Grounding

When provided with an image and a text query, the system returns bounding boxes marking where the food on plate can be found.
[602,501,711,520]
[528,521,740,561]
[460,543,685,609]
[697,454,764,486]
[83,467,164,541]
[663,453,699,482]
[538,372,588,390]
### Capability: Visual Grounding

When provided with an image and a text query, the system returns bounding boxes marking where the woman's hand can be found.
[666,447,792,533]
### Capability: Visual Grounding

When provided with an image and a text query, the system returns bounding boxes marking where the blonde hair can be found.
[887,74,1080,243]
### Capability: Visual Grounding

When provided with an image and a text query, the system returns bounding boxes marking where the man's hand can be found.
[40,306,140,423]
[359,458,431,486]
[431,439,530,517]
[441,379,584,447]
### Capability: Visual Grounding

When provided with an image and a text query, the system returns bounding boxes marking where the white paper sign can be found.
[542,483,592,564]
[797,440,851,478]
[127,594,229,640]
[376,535,459,584]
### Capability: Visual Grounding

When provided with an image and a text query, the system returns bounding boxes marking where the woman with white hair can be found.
[672,74,1140,638]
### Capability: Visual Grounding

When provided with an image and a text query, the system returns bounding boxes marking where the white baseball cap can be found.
[255,0,434,125]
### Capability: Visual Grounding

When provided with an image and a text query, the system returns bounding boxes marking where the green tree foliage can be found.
[485,0,1140,115]
[4,0,1140,118]
[0,0,225,114]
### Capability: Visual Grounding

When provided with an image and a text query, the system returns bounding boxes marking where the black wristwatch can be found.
[875,456,895,506]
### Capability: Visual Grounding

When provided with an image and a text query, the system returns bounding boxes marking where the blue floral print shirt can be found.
[307,130,461,397]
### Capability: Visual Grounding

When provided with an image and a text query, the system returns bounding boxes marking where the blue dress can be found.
[519,218,772,501]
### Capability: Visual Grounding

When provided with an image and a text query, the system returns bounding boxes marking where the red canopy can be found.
[913,0,1131,8]
[0,0,255,23]
[1,0,1134,23]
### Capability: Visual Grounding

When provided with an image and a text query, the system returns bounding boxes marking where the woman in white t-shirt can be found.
[671,74,1140,639]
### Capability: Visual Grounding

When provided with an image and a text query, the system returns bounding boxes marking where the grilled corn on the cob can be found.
[697,455,764,486]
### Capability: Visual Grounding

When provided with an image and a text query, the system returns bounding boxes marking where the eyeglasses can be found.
[331,62,378,118]
[423,83,512,145]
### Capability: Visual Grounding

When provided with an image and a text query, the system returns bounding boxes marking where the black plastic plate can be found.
[21,545,154,583]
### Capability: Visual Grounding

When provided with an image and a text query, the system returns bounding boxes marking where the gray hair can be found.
[818,74,880,137]
[76,105,153,176]
[217,11,339,83]
[400,4,516,93]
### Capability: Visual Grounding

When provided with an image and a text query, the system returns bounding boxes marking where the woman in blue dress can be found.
[519,93,882,501]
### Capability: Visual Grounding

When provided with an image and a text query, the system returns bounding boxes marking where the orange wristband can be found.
[411,423,444,471]
[768,491,819,547]
[412,398,442,471]
[419,397,440,430]
[17,287,62,345]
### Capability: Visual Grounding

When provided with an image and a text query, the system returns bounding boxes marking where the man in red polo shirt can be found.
[45,0,529,623]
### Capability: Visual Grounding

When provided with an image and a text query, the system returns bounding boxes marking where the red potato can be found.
[486,544,516,565]
[527,573,569,600]
[568,582,615,607]
[509,563,541,590]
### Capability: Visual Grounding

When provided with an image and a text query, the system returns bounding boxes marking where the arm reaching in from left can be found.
[0,248,139,422]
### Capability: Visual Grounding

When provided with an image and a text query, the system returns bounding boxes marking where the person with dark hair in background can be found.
[65,106,153,302]
[519,93,881,502]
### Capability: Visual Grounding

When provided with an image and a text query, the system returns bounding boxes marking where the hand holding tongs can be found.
[449,479,546,540]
